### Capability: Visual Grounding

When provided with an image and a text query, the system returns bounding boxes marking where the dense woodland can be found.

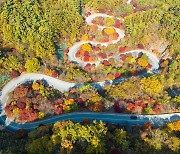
[0,0,180,153]
[0,120,180,154]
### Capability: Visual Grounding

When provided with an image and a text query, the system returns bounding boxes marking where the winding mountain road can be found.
[68,13,159,69]
[0,12,179,132]
[0,112,179,132]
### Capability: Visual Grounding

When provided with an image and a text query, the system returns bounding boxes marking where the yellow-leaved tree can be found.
[140,75,164,96]
[25,58,40,73]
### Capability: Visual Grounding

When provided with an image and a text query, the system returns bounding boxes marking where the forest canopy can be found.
[0,1,179,154]
[0,0,84,58]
